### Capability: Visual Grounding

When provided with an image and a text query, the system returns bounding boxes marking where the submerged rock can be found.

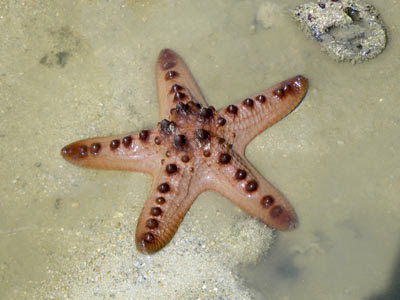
[293,0,387,63]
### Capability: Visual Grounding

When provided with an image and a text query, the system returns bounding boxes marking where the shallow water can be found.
[1,0,399,299]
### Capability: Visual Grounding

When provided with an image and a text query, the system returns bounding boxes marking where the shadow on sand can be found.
[367,243,400,300]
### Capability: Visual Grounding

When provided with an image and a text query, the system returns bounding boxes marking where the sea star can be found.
[61,49,308,254]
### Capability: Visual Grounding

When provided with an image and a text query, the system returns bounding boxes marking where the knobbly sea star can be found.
[61,49,308,254]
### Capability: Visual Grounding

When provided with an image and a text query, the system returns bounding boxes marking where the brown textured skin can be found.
[61,49,308,254]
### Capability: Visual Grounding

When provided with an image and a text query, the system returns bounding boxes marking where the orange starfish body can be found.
[61,49,308,254]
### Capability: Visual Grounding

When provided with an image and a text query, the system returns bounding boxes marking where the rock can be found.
[293,0,387,63]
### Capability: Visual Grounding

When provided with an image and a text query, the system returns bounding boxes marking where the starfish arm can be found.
[60,130,160,174]
[217,76,308,154]
[205,146,297,230]
[156,49,208,119]
[135,162,202,254]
